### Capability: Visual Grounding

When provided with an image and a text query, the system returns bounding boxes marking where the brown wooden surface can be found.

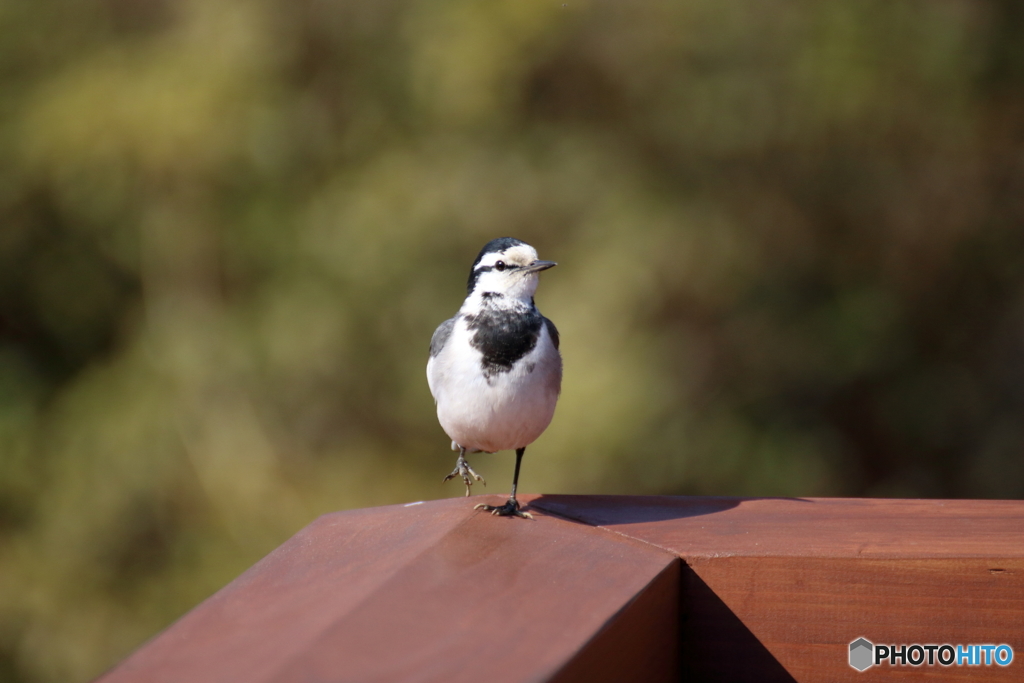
[549,555,679,683]
[531,495,1024,682]
[687,556,1024,683]
[99,494,1024,682]
[530,495,1024,558]
[97,495,677,683]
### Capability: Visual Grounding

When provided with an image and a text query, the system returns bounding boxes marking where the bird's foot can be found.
[474,498,533,519]
[443,455,485,497]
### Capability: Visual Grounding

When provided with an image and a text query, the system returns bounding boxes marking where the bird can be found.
[427,237,562,518]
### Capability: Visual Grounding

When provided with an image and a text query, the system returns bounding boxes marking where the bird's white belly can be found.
[427,323,561,453]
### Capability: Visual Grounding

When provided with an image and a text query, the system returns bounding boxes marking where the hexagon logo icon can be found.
[849,638,874,671]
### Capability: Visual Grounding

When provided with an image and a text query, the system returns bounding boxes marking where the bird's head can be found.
[465,237,556,303]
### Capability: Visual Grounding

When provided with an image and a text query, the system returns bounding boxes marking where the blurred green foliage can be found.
[2,0,1024,679]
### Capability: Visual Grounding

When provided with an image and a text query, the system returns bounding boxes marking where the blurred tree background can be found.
[2,0,1024,679]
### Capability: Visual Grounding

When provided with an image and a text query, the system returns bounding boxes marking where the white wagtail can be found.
[427,237,562,518]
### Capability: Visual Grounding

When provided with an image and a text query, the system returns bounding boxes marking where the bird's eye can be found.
[495,261,506,271]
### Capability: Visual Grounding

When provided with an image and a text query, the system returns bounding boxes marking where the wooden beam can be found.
[532,495,1024,682]
[100,495,1024,682]
[97,496,678,683]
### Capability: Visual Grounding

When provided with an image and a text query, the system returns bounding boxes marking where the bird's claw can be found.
[443,456,486,497]
[474,498,533,519]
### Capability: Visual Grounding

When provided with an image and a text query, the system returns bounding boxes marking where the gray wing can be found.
[429,316,457,358]
[543,316,560,350]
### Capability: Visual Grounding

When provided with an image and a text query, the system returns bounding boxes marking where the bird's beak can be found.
[523,260,557,273]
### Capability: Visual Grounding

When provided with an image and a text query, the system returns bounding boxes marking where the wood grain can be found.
[531,495,1024,558]
[533,495,1024,682]
[97,495,678,683]
[99,494,1024,682]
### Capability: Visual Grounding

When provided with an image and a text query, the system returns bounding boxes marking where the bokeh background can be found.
[2,0,1024,679]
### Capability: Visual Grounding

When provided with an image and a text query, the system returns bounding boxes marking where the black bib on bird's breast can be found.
[464,300,543,379]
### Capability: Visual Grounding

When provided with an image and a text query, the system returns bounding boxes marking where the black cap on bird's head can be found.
[471,237,526,269]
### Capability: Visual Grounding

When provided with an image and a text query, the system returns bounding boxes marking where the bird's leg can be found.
[474,447,532,518]
[443,446,485,496]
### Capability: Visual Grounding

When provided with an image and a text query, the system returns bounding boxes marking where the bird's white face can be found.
[468,244,555,303]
